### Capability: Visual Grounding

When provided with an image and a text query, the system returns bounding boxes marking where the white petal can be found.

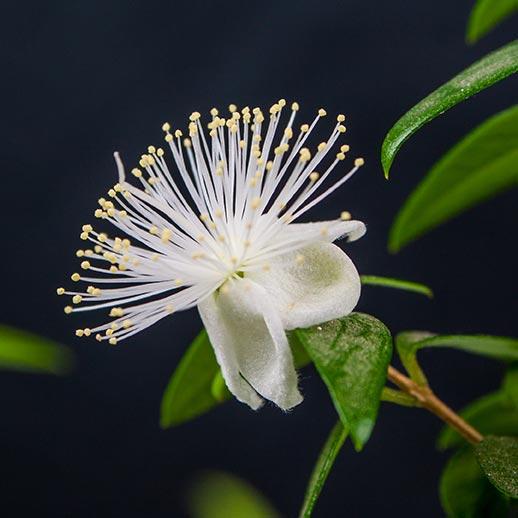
[248,242,361,330]
[197,278,303,410]
[287,219,366,243]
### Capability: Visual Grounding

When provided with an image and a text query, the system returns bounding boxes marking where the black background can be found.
[1,1,516,516]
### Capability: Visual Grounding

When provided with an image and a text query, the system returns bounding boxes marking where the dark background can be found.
[1,0,516,516]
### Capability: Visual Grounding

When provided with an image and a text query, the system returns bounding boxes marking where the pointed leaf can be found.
[360,275,433,298]
[160,329,312,427]
[381,40,518,177]
[438,391,518,450]
[295,313,392,450]
[187,470,280,518]
[0,324,73,375]
[440,447,509,517]
[389,105,518,252]
[475,436,518,498]
[299,421,348,518]
[467,0,518,44]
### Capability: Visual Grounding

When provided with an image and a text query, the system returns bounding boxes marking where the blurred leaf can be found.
[438,392,518,450]
[397,332,518,362]
[160,330,225,428]
[160,329,312,428]
[503,363,518,407]
[0,324,73,375]
[440,447,509,517]
[299,421,348,518]
[475,436,518,498]
[187,470,280,518]
[467,0,518,44]
[389,105,518,252]
[295,313,392,451]
[360,275,433,298]
[381,40,518,178]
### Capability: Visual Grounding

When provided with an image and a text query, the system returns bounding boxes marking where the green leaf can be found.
[438,391,518,450]
[475,436,518,498]
[389,105,518,252]
[360,275,433,298]
[187,470,280,518]
[381,40,518,178]
[160,330,228,428]
[0,324,73,375]
[295,313,392,451]
[397,332,518,363]
[503,363,518,408]
[299,421,348,518]
[440,447,509,517]
[467,0,518,44]
[160,329,313,428]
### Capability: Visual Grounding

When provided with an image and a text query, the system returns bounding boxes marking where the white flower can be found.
[58,100,366,411]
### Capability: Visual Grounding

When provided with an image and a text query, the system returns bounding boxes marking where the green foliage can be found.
[160,330,228,428]
[467,0,518,44]
[475,436,518,498]
[389,105,518,252]
[437,391,518,450]
[187,470,280,518]
[0,324,73,375]
[299,421,348,518]
[360,275,433,298]
[440,447,509,517]
[295,313,392,451]
[381,40,518,178]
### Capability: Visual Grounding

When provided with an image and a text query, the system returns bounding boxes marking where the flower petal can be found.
[248,242,361,330]
[197,278,303,410]
[287,219,366,243]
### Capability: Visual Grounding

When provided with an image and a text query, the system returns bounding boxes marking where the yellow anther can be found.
[108,189,116,198]
[98,233,108,243]
[165,134,173,142]
[174,129,183,138]
[284,127,293,139]
[95,334,103,342]
[336,152,346,161]
[299,148,311,162]
[109,307,124,317]
[114,183,123,192]
[354,157,365,167]
[75,329,84,337]
[251,197,261,209]
[157,148,164,157]
[109,265,118,272]
[80,261,90,270]
[84,328,91,337]
[106,328,114,336]
[122,319,133,329]
[56,287,65,295]
[300,124,309,133]
[183,138,192,148]
[161,228,172,243]
[214,208,223,218]
[309,172,320,182]
[189,111,201,121]
[266,160,273,171]
[87,286,94,294]
[131,167,141,176]
[337,125,346,133]
[317,142,327,152]
[174,278,183,286]
[93,288,102,296]
[72,295,82,304]
[84,249,93,256]
[165,304,175,314]
[109,337,118,345]
[76,250,84,258]
[94,245,102,253]
[210,107,219,117]
[71,273,80,282]
[318,108,327,117]
[291,101,300,111]
[64,306,73,314]
[228,103,237,113]
[94,209,104,218]
[80,232,89,240]
[295,254,305,265]
[340,144,350,153]
[278,98,286,107]
[82,224,93,233]
[340,211,352,221]
[269,103,280,114]
[162,122,171,132]
[337,114,345,122]
[122,238,131,248]
[147,145,156,154]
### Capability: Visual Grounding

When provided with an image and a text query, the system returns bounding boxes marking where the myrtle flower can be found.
[58,100,366,410]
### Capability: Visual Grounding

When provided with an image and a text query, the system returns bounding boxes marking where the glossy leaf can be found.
[360,275,433,298]
[397,332,518,362]
[0,324,73,375]
[160,329,312,428]
[381,40,518,178]
[299,421,348,518]
[187,470,280,518]
[389,105,518,252]
[295,313,392,450]
[437,392,518,450]
[467,0,518,44]
[160,330,227,428]
[475,436,518,498]
[440,447,509,517]
[503,363,518,408]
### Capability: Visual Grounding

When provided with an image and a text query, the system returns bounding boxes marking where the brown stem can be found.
[387,366,483,445]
